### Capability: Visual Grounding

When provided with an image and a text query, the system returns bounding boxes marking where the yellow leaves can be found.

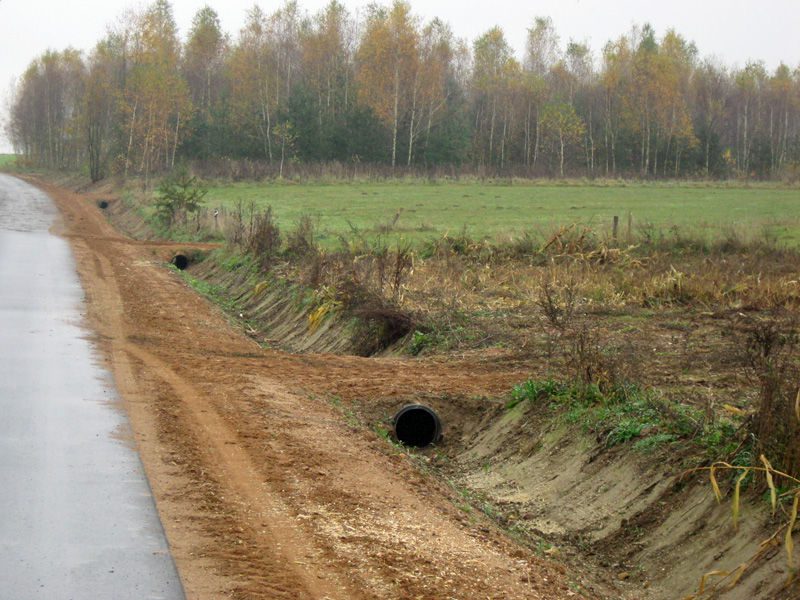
[691,458,800,597]
[355,1,420,127]
[722,148,737,168]
[693,568,740,596]
[795,387,800,423]
[688,564,747,598]
[118,3,192,175]
[787,493,799,585]
[760,455,777,515]
[253,281,270,296]
[731,469,749,531]
[540,102,586,143]
[308,303,331,332]
[307,286,341,332]
[709,461,769,529]
[473,27,514,93]
[710,463,723,504]
[722,404,747,417]
[138,0,181,68]
[727,563,747,588]
[686,559,758,599]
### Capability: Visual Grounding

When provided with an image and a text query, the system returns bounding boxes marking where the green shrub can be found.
[410,330,433,356]
[154,167,207,227]
[506,377,739,455]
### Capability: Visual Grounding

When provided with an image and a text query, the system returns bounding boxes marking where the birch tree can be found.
[228,6,277,161]
[356,1,420,167]
[472,27,515,167]
[183,6,227,157]
[120,0,192,178]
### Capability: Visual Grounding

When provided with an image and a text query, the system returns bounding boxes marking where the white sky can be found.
[1,0,799,153]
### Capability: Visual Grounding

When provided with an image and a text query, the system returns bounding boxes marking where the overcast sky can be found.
[2,0,799,153]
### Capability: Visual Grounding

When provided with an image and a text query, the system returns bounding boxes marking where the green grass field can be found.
[203,180,800,247]
[0,154,18,168]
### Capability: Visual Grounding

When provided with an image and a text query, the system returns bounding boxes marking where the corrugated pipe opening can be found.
[393,404,442,448]
[172,254,189,270]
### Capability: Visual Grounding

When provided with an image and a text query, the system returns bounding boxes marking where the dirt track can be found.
[36,177,577,599]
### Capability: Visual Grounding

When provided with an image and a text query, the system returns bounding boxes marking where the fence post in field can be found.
[612,215,619,244]
[627,211,633,243]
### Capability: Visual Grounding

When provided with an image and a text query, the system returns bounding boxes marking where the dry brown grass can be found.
[402,240,800,320]
[204,207,800,388]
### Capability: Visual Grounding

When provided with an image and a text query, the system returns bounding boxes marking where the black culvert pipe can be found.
[97,200,109,209]
[393,404,442,448]
[172,254,189,270]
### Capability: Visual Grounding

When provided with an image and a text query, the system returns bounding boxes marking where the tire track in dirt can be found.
[123,342,354,600]
[62,193,347,599]
[33,176,578,599]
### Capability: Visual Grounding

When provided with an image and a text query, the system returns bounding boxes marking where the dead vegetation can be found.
[738,313,800,478]
[659,312,800,598]
[171,193,800,374]
[220,201,417,355]
[106,184,800,598]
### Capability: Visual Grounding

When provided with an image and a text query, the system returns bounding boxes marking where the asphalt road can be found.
[0,174,184,599]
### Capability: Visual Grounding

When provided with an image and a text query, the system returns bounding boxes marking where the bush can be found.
[154,167,207,227]
[247,206,281,270]
[286,214,318,257]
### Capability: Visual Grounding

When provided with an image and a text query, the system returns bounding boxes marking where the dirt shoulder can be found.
[32,177,580,598]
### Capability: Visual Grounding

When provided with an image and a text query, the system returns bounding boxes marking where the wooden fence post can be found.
[627,211,633,243]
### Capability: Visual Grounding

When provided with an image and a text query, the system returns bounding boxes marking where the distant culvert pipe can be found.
[172,254,189,270]
[97,200,109,209]
[393,404,442,448]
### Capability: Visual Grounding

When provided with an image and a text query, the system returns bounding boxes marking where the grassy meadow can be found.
[0,154,18,168]
[202,180,800,247]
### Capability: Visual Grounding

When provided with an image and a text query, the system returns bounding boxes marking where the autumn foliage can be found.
[6,1,800,181]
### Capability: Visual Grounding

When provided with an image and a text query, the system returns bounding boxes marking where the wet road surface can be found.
[0,175,184,599]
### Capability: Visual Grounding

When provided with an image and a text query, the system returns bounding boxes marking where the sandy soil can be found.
[31,177,581,599]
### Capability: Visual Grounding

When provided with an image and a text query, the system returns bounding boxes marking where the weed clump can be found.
[286,214,318,258]
[736,312,800,478]
[508,378,737,454]
[247,206,281,269]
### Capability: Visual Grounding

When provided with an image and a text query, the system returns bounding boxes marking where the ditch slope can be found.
[29,175,579,599]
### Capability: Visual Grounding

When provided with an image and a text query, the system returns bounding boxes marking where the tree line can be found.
[6,0,800,181]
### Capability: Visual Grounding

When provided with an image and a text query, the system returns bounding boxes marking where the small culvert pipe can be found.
[97,200,109,209]
[393,404,442,448]
[172,254,189,270]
